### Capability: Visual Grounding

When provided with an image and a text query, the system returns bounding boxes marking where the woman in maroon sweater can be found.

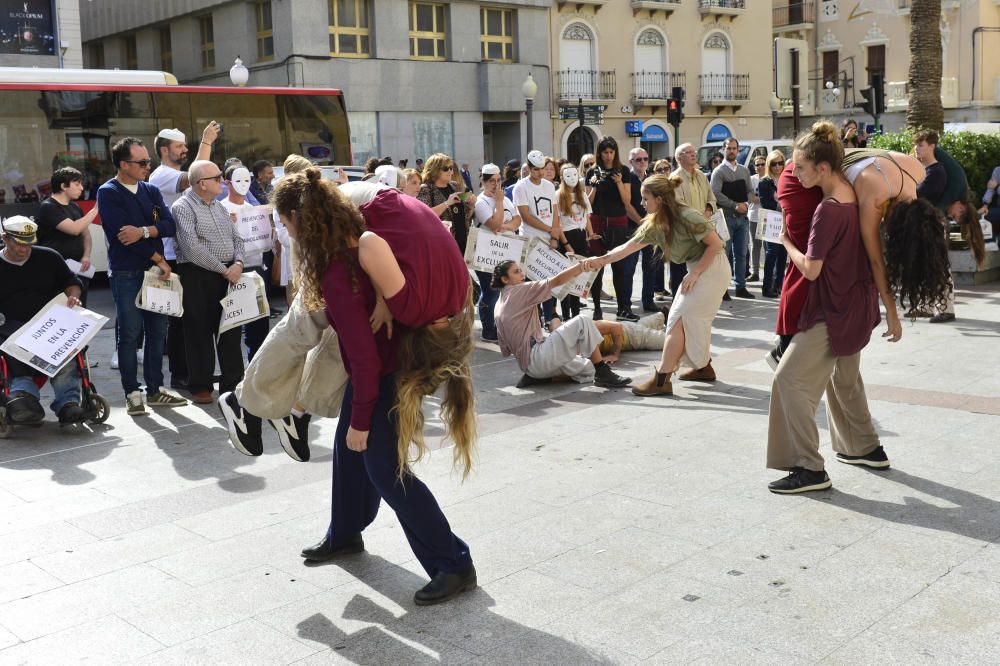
[271,170,476,606]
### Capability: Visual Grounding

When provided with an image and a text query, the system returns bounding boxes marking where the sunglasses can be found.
[633,157,649,162]
[442,165,454,171]
[198,173,224,183]
[755,163,766,168]
[584,163,595,168]
[654,168,668,174]
[125,159,152,167]
[772,162,785,167]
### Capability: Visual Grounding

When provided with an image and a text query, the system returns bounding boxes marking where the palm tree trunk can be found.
[907,0,944,130]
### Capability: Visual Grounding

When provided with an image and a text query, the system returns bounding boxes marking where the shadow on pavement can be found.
[0,428,121,485]
[810,468,1000,543]
[296,555,618,664]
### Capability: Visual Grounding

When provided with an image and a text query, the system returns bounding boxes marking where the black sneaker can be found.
[7,391,44,425]
[836,446,890,469]
[734,287,756,299]
[594,361,632,388]
[218,392,263,457]
[618,310,640,322]
[481,330,499,343]
[768,468,832,494]
[269,413,312,462]
[516,374,551,388]
[57,402,86,425]
[722,291,732,302]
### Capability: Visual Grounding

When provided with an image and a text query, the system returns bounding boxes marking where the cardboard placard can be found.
[757,209,783,244]
[463,227,529,273]
[0,295,108,377]
[135,268,184,317]
[523,237,597,300]
[711,209,730,242]
[219,272,270,334]
[981,217,994,242]
[236,205,274,254]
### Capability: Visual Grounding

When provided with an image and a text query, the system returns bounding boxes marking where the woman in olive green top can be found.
[596,175,730,396]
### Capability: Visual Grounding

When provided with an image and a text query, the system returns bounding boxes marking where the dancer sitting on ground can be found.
[767,120,886,495]
[269,170,477,605]
[594,312,669,364]
[594,175,730,397]
[492,259,632,389]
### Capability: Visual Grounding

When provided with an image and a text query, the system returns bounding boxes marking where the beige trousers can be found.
[235,289,348,419]
[766,323,881,472]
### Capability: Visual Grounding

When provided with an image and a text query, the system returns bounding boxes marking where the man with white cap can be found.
[0,216,86,425]
[473,163,521,342]
[144,121,220,389]
[512,149,559,326]
[374,164,402,189]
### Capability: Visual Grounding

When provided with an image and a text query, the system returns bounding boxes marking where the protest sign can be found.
[0,295,108,377]
[236,205,274,254]
[135,268,184,317]
[219,272,269,334]
[711,209,729,242]
[757,209,783,244]
[523,237,597,300]
[463,227,528,272]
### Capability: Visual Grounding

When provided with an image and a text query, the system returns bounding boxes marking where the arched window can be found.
[701,32,730,76]
[635,28,668,99]
[560,22,596,98]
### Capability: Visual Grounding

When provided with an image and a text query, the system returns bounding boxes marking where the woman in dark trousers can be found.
[272,172,477,606]
[758,150,788,298]
[587,136,640,321]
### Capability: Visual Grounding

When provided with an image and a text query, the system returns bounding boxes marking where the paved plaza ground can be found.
[1,278,998,664]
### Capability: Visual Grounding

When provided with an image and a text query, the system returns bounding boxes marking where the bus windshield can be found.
[0,86,349,211]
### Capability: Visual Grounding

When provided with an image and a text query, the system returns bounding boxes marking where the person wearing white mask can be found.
[473,163,521,342]
[555,163,596,320]
[375,164,403,190]
[220,164,272,360]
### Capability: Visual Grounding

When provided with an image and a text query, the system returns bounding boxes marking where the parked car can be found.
[270,165,365,184]
[698,140,793,173]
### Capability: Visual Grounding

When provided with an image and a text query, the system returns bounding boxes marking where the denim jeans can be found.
[475,270,499,337]
[111,269,167,395]
[640,245,664,307]
[725,212,750,289]
[11,362,80,414]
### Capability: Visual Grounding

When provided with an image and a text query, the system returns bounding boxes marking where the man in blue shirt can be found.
[98,137,189,416]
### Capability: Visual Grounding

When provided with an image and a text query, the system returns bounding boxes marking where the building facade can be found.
[549,0,774,165]
[79,0,553,169]
[0,0,82,69]
[772,0,1000,134]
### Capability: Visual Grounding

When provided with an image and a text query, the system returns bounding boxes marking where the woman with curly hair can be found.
[594,174,730,396]
[272,171,477,606]
[767,120,885,495]
[417,153,475,253]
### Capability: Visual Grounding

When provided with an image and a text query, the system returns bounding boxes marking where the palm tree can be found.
[907,0,943,131]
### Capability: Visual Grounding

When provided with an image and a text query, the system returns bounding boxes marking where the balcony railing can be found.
[698,0,746,13]
[556,69,616,101]
[773,1,814,27]
[631,0,682,12]
[698,73,750,102]
[631,71,687,101]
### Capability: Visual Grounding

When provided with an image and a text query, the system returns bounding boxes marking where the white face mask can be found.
[230,167,252,196]
[562,168,579,188]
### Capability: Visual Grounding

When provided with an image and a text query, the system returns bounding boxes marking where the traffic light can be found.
[871,73,885,116]
[667,87,685,128]
[857,86,876,117]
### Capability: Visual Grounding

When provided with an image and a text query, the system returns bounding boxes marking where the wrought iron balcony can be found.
[631,71,687,103]
[773,1,814,29]
[698,0,746,16]
[556,69,616,102]
[698,73,750,104]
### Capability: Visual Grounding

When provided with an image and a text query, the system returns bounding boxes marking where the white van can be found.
[698,140,794,173]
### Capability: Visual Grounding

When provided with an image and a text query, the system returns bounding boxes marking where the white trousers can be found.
[525,315,603,383]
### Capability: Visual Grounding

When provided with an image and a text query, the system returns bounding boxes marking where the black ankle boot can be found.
[301,533,364,561]
[414,565,477,606]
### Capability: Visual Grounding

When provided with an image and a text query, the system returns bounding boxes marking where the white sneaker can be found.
[126,390,146,416]
[110,351,119,370]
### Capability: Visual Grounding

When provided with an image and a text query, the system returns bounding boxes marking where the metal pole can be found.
[791,48,801,136]
[526,98,534,153]
[577,97,585,151]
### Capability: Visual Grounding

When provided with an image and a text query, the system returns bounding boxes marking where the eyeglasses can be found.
[654,168,669,173]
[125,159,152,168]
[198,173,224,183]
[755,163,766,168]
[633,157,649,162]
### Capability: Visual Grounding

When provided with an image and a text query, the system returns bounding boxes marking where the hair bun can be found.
[304,166,322,183]
[812,120,839,144]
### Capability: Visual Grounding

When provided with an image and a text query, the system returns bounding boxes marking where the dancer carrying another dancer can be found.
[594,175,730,396]
[766,121,885,494]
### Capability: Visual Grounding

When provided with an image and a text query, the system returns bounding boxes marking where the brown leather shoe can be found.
[631,368,673,396]
[191,390,215,405]
[679,360,716,382]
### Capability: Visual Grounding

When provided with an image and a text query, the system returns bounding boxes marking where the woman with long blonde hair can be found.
[595,174,730,395]
[271,170,477,606]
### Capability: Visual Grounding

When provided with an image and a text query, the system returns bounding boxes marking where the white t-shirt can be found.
[512,177,557,240]
[474,192,518,232]
[749,174,761,223]
[148,165,184,260]
[558,198,591,232]
[219,197,264,268]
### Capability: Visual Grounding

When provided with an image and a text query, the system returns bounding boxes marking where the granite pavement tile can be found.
[0,520,98,568]
[133,618,318,665]
[0,561,65,605]
[291,625,477,665]
[0,614,163,665]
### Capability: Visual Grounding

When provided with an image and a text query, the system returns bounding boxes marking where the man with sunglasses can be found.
[98,136,189,416]
[627,147,662,313]
[171,160,246,405]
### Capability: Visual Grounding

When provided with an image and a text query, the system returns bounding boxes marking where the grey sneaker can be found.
[147,390,189,408]
[126,390,146,416]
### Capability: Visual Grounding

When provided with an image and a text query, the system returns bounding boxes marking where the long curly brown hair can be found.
[885,198,951,313]
[271,167,365,311]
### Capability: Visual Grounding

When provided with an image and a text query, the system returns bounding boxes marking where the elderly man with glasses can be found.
[98,136,189,416]
[171,160,246,405]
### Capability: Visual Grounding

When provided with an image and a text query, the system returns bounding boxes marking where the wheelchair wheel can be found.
[0,407,10,439]
[87,395,111,425]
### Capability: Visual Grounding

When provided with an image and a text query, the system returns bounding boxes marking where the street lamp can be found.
[769,92,782,139]
[229,56,249,87]
[522,72,538,153]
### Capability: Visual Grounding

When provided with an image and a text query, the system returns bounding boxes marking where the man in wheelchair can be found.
[0,216,86,425]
